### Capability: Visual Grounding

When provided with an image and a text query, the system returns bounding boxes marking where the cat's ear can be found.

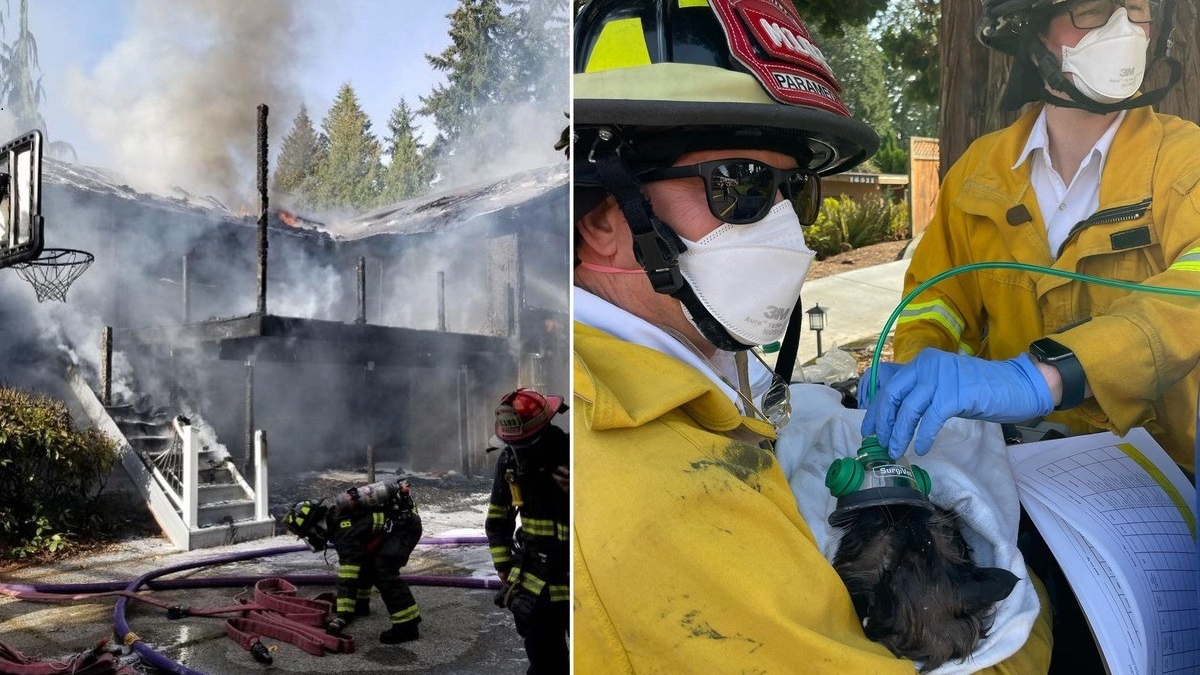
[961,567,1019,612]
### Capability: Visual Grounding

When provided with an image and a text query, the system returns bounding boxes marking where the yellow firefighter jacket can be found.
[573,321,1053,674]
[896,105,1200,473]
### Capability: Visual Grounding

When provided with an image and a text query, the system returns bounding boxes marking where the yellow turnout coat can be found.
[897,105,1200,473]
[573,321,1053,674]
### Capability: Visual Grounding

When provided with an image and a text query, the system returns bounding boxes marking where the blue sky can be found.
[24,0,463,168]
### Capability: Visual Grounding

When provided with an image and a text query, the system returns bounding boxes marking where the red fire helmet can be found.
[492,388,566,444]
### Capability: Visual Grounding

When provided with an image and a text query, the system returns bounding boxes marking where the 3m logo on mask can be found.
[763,305,790,321]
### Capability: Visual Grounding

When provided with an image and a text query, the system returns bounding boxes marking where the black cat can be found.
[831,505,1019,672]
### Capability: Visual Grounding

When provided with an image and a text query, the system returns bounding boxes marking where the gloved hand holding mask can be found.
[861,349,1054,458]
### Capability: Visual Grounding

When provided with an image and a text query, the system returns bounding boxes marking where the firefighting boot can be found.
[356,599,371,616]
[379,620,420,644]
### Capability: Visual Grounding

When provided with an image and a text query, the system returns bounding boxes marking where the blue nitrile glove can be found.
[861,350,1054,458]
[857,362,902,410]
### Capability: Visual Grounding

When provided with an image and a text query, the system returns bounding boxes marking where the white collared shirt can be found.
[1012,108,1126,257]
[573,287,773,411]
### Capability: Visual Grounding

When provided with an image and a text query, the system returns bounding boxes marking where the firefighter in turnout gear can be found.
[283,478,423,644]
[571,0,1053,672]
[862,0,1200,473]
[486,388,570,674]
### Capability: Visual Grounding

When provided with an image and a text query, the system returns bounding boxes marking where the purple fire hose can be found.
[113,545,302,675]
[3,572,500,596]
[0,535,495,675]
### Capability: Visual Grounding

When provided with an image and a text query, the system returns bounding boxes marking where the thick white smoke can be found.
[65,0,303,207]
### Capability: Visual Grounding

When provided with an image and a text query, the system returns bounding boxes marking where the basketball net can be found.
[13,248,94,303]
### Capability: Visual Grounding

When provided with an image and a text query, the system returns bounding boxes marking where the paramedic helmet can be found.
[574,0,879,200]
[573,0,879,351]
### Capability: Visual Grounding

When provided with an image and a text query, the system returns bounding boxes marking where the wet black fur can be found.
[831,505,1019,672]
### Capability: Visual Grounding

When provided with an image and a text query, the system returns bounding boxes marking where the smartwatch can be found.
[1029,337,1086,411]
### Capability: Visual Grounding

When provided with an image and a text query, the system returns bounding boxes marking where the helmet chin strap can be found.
[1029,39,1183,114]
[590,146,752,352]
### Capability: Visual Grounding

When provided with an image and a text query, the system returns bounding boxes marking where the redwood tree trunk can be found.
[1148,1,1199,123]
[938,2,1017,178]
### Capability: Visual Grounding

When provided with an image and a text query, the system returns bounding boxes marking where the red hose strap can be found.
[0,639,134,675]
[221,578,355,656]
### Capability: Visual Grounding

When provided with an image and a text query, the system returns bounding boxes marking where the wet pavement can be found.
[0,472,535,674]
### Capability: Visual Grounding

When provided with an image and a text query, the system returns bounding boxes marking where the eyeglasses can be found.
[1059,0,1154,30]
[638,159,822,226]
[750,348,792,430]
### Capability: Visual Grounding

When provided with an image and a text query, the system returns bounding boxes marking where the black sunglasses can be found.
[638,159,822,226]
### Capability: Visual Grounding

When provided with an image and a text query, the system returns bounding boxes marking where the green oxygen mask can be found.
[825,435,932,527]
[835,260,1200,527]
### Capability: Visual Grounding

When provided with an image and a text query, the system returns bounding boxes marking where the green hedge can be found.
[0,387,119,558]
[804,193,909,260]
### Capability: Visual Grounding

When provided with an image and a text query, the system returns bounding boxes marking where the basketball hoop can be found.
[12,248,94,303]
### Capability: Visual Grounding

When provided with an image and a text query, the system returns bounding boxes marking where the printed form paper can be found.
[1008,428,1198,675]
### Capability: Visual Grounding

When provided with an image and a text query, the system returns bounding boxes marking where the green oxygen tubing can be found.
[865,261,1200,401]
[827,260,1200,520]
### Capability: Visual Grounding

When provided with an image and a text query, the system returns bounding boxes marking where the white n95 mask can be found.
[677,200,815,347]
[1061,8,1149,104]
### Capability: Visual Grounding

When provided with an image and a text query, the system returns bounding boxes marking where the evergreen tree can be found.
[0,0,45,135]
[816,23,894,154]
[0,0,74,159]
[878,0,940,140]
[792,0,889,33]
[504,0,569,106]
[874,133,908,175]
[419,0,511,154]
[378,98,433,204]
[273,104,325,197]
[308,83,382,210]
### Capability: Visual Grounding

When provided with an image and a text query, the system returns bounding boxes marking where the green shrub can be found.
[875,134,909,175]
[0,387,119,558]
[804,194,909,260]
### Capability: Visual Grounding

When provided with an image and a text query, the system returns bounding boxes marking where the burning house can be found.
[0,156,568,548]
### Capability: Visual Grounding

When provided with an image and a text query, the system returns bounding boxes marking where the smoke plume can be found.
[65,0,303,207]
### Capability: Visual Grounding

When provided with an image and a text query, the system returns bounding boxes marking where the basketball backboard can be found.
[0,130,44,269]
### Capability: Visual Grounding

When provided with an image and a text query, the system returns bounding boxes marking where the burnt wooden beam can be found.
[129,314,512,368]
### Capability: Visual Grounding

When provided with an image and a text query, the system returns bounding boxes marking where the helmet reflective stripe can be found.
[286,501,313,530]
[585,18,652,72]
